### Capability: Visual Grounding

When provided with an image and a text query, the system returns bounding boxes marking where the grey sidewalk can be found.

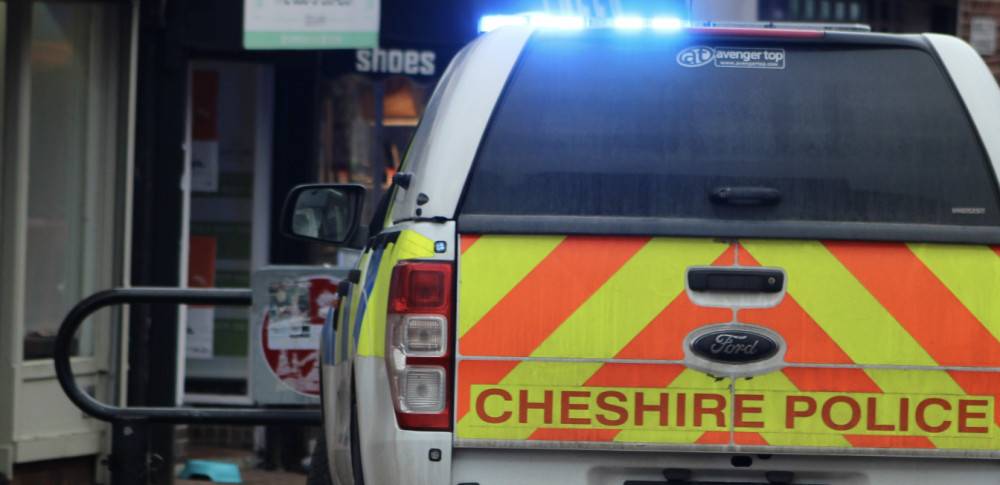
[176,468,307,485]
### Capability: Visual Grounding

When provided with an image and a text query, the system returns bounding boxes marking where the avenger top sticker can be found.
[676,46,715,67]
[677,46,786,69]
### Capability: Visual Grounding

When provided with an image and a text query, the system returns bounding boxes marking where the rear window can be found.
[459,30,1000,228]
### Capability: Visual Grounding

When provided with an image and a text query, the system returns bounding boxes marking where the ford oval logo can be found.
[676,46,715,67]
[691,330,778,363]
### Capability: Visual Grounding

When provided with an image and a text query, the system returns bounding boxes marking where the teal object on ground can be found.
[178,460,243,483]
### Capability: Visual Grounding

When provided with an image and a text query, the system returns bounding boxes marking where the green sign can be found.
[243,0,379,50]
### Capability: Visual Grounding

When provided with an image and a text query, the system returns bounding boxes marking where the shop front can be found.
[0,1,137,482]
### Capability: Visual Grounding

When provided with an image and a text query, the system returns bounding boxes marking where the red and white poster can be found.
[260,276,338,396]
[191,69,219,193]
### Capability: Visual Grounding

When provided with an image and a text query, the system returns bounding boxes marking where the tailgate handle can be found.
[710,186,782,205]
[688,268,784,293]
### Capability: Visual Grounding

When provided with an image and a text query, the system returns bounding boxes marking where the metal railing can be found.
[54,287,321,484]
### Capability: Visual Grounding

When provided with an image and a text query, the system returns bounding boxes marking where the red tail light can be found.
[385,261,454,430]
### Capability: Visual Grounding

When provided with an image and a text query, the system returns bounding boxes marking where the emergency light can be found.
[478,14,685,32]
[613,17,644,29]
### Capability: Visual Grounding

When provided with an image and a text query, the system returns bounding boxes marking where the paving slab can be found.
[176,468,307,485]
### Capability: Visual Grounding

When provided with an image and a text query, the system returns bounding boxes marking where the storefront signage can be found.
[355,48,436,76]
[243,0,379,50]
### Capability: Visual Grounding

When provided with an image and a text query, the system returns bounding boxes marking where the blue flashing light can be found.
[479,15,528,33]
[613,17,645,29]
[529,15,585,29]
[651,17,684,29]
[478,15,685,33]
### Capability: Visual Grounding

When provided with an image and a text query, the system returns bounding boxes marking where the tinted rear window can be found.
[460,30,1000,227]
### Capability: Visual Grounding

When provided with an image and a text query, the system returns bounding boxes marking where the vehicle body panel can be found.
[450,447,1000,485]
[455,236,1000,456]
[387,27,532,224]
[322,222,457,484]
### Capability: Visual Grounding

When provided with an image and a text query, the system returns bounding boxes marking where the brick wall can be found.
[958,0,1000,79]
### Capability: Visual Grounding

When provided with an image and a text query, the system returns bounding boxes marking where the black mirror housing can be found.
[280,184,368,248]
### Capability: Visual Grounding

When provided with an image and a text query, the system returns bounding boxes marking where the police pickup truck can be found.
[286,22,1000,485]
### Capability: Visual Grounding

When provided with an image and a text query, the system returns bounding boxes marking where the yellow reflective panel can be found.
[530,238,729,359]
[458,365,731,443]
[909,243,1000,341]
[741,240,936,366]
[357,240,399,357]
[864,368,1000,450]
[348,251,371,357]
[395,230,436,260]
[458,235,564,339]
[736,370,852,448]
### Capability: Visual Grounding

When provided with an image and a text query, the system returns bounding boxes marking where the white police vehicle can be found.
[287,20,1000,485]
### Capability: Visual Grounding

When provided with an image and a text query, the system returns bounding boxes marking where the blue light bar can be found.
[613,17,645,29]
[529,15,585,29]
[651,17,683,29]
[478,15,685,33]
[478,15,528,33]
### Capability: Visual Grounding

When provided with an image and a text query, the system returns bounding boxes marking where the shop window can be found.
[766,0,867,25]
[850,2,862,21]
[23,2,121,359]
[316,73,431,264]
[819,0,831,20]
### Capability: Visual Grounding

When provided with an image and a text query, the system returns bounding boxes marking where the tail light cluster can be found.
[385,261,454,430]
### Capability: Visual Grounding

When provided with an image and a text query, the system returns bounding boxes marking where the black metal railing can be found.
[54,287,321,484]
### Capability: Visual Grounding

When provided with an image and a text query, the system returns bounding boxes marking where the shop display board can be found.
[251,266,351,405]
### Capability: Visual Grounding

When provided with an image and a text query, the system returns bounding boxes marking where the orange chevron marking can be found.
[736,244,758,266]
[947,370,1000,428]
[734,432,769,445]
[782,368,882,393]
[614,248,733,361]
[844,435,935,449]
[613,293,731,360]
[461,234,482,254]
[584,363,686,388]
[456,360,521,422]
[738,246,853,365]
[460,236,650,357]
[696,431,730,444]
[741,297,854,365]
[992,246,1000,260]
[826,241,1000,368]
[528,428,621,441]
[715,243,736,266]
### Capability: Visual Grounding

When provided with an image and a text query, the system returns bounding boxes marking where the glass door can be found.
[181,62,274,405]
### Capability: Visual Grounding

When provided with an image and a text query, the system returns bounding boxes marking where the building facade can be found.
[960,0,1000,76]
[0,0,137,482]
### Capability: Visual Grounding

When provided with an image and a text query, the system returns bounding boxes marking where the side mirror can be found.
[280,184,368,248]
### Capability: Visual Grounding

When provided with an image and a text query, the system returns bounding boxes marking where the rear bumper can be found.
[451,447,1000,485]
